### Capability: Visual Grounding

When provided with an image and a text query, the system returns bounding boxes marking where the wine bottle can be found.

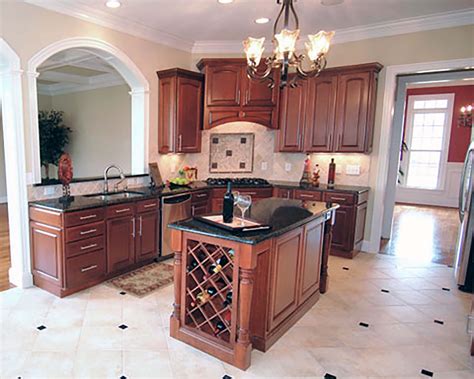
[187,258,198,272]
[223,290,233,307]
[206,286,217,296]
[222,181,234,223]
[215,320,226,334]
[195,291,210,305]
[328,158,336,188]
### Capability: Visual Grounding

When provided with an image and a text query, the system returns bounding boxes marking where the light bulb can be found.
[243,37,265,66]
[105,0,121,8]
[306,31,335,61]
[274,29,300,59]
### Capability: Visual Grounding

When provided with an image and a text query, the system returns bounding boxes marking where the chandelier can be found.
[243,0,335,88]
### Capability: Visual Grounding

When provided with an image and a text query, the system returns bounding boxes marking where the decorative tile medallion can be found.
[209,133,254,173]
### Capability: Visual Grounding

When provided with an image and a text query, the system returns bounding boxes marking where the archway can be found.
[0,38,32,288]
[27,37,150,183]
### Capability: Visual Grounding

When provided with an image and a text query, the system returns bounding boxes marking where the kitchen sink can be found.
[84,190,145,200]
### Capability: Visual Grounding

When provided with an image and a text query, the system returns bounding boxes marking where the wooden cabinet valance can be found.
[197,58,280,130]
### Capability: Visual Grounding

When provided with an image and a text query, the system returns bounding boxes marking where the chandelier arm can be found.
[295,55,328,79]
[273,1,286,35]
[246,63,274,82]
[289,0,299,30]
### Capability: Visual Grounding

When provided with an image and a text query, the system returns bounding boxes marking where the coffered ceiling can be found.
[27,0,474,52]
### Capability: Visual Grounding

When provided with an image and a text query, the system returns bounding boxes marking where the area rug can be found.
[107,261,174,297]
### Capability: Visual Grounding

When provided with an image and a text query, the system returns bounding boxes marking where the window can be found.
[402,93,454,190]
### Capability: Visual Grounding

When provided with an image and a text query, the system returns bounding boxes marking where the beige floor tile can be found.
[83,304,123,327]
[0,350,29,378]
[122,326,168,351]
[169,345,226,378]
[271,325,345,350]
[22,351,75,378]
[390,290,439,305]
[73,350,123,378]
[0,328,39,352]
[45,304,87,328]
[123,350,173,378]
[434,371,474,379]
[33,326,81,351]
[77,326,123,350]
[372,323,428,346]
[310,346,376,377]
[380,305,431,323]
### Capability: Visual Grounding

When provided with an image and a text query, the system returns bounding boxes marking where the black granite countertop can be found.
[270,181,370,194]
[168,198,339,245]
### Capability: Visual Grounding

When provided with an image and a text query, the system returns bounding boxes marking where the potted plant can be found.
[38,110,72,183]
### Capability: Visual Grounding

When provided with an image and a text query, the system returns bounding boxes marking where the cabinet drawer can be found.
[191,190,210,203]
[237,188,273,198]
[65,235,105,258]
[136,199,159,214]
[106,203,135,219]
[65,208,105,227]
[294,190,322,201]
[357,191,369,205]
[66,249,106,289]
[323,192,355,205]
[276,188,294,199]
[65,221,104,242]
[192,203,209,216]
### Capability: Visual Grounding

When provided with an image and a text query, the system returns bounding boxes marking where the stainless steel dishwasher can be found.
[161,193,192,257]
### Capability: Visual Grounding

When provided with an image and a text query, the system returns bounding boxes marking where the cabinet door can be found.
[158,75,175,154]
[192,203,209,216]
[176,76,202,153]
[31,222,63,286]
[276,188,294,199]
[107,215,135,273]
[334,72,370,152]
[211,198,224,213]
[298,219,324,304]
[242,68,279,107]
[206,108,241,129]
[136,212,159,262]
[268,228,302,331]
[206,65,242,107]
[304,74,337,152]
[277,79,307,152]
[331,205,355,252]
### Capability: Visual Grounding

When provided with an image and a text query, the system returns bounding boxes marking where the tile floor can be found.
[1,253,472,378]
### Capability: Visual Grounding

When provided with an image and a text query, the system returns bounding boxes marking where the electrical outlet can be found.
[285,163,292,172]
[261,161,268,171]
[44,186,55,196]
[346,164,361,176]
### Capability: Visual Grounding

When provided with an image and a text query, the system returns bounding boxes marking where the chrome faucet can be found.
[104,164,127,193]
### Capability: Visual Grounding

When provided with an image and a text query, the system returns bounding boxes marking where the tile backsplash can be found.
[159,122,371,186]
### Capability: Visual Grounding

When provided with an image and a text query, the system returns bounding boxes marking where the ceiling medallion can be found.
[243,0,335,88]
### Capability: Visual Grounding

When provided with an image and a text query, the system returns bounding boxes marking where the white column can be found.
[130,88,150,175]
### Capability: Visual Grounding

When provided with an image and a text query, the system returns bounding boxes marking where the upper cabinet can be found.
[278,62,382,154]
[157,68,203,154]
[197,59,280,130]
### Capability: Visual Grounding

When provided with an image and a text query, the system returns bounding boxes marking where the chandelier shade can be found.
[243,0,335,88]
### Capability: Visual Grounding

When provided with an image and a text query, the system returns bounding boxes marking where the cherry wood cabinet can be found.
[30,198,160,297]
[277,62,382,153]
[210,187,273,213]
[191,190,211,216]
[157,68,203,154]
[277,77,308,152]
[197,59,280,129]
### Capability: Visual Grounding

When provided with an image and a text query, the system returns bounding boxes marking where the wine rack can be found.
[184,239,237,346]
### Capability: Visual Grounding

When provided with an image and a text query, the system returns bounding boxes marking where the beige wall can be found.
[0,1,193,178]
[47,84,132,178]
[37,94,52,111]
[0,110,6,202]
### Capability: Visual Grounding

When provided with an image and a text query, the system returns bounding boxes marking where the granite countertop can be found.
[168,198,339,245]
[29,182,210,213]
[270,181,370,194]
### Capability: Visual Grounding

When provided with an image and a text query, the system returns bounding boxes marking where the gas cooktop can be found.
[205,177,271,187]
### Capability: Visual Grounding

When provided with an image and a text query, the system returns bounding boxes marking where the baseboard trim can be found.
[8,268,34,289]
[361,240,375,253]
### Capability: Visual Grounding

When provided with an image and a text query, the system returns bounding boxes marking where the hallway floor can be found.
[380,203,459,266]
[1,253,472,378]
[0,203,11,292]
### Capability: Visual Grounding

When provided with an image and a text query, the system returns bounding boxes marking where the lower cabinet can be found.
[211,187,273,212]
[30,197,160,297]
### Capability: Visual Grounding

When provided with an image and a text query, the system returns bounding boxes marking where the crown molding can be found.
[192,8,474,54]
[25,0,194,53]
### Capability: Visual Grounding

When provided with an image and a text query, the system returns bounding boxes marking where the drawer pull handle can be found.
[196,194,207,198]
[300,194,314,198]
[80,214,97,220]
[242,192,257,195]
[80,243,98,251]
[330,197,346,202]
[143,203,157,208]
[81,264,98,273]
[115,208,131,213]
[80,229,97,235]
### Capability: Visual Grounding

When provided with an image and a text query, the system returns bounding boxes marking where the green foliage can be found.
[38,110,72,168]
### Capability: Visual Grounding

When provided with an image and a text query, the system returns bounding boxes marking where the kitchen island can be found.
[168,198,338,370]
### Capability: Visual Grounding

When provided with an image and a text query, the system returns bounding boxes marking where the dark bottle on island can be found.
[222,181,234,223]
[328,158,336,188]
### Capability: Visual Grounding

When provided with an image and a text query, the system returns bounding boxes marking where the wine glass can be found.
[236,195,252,225]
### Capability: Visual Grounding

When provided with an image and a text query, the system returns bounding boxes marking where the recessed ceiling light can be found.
[218,0,234,4]
[255,17,270,24]
[105,0,121,9]
[321,0,344,6]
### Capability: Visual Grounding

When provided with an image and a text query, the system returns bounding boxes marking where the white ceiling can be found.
[27,0,474,52]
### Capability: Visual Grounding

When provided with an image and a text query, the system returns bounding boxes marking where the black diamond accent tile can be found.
[37,325,46,331]
[223,375,233,379]
[118,324,128,330]
[119,291,126,295]
[324,374,337,379]
[442,287,451,291]
[120,376,127,379]
[381,289,390,293]
[342,267,349,271]
[421,369,434,377]
[359,322,369,328]
[447,264,453,268]
[434,319,444,325]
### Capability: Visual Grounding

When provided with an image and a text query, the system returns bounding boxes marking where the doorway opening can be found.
[381,69,474,266]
